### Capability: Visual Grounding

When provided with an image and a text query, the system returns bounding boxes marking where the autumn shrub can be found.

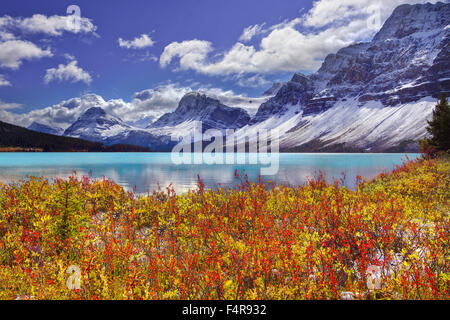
[0,158,448,300]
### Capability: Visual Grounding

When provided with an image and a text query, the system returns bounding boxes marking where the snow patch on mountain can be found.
[24,2,449,153]
[28,122,64,136]
[237,2,449,152]
[63,107,132,142]
[149,92,250,132]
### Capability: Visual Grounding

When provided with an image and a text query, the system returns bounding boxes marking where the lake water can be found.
[0,153,419,193]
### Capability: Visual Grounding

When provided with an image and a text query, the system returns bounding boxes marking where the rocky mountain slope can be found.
[61,94,250,150]
[28,122,64,136]
[238,2,450,152]
[149,92,250,132]
[31,2,449,152]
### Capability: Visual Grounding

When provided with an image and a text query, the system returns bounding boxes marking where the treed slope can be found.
[0,121,150,152]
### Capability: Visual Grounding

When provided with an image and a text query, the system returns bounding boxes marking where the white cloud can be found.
[0,100,20,109]
[0,14,97,36]
[239,23,266,42]
[0,13,96,72]
[1,83,268,129]
[159,26,355,75]
[160,40,212,70]
[0,16,14,29]
[0,40,52,69]
[0,31,16,41]
[118,34,155,49]
[160,0,439,75]
[235,74,270,88]
[0,74,11,86]
[63,53,76,61]
[0,109,20,124]
[44,60,92,85]
[303,0,429,28]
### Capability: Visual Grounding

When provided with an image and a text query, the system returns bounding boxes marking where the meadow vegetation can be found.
[0,156,448,300]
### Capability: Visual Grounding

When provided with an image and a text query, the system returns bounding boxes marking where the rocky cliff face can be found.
[252,2,449,124]
[263,82,284,96]
[251,74,314,124]
[239,2,449,152]
[42,3,449,152]
[149,92,250,132]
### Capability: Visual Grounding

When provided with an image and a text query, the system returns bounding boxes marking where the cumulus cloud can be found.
[160,0,438,75]
[118,34,155,49]
[0,94,111,129]
[160,40,212,70]
[0,14,97,36]
[0,74,11,86]
[132,84,190,110]
[303,0,418,29]
[1,83,268,129]
[0,40,52,69]
[0,13,96,73]
[44,60,92,85]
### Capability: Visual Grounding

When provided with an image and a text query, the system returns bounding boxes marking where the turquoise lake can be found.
[0,153,420,193]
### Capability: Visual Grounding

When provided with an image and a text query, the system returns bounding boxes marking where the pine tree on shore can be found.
[420,94,450,155]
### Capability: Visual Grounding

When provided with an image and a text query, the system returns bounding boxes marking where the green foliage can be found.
[422,94,450,154]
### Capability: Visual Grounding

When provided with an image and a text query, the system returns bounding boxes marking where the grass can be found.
[0,156,448,300]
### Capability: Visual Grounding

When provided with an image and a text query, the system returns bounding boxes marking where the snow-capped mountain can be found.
[60,94,251,150]
[35,2,449,152]
[63,107,132,142]
[28,122,64,136]
[149,92,250,132]
[251,73,314,124]
[238,2,450,152]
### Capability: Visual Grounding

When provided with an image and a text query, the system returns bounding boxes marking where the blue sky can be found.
[0,0,310,110]
[0,0,435,128]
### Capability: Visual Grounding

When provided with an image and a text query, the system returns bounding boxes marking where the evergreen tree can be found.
[424,94,450,152]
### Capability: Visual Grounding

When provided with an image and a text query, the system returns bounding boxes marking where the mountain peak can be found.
[81,107,107,119]
[263,82,284,96]
[373,1,449,42]
[63,107,130,142]
[177,92,217,111]
[250,1,449,125]
[150,92,250,131]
